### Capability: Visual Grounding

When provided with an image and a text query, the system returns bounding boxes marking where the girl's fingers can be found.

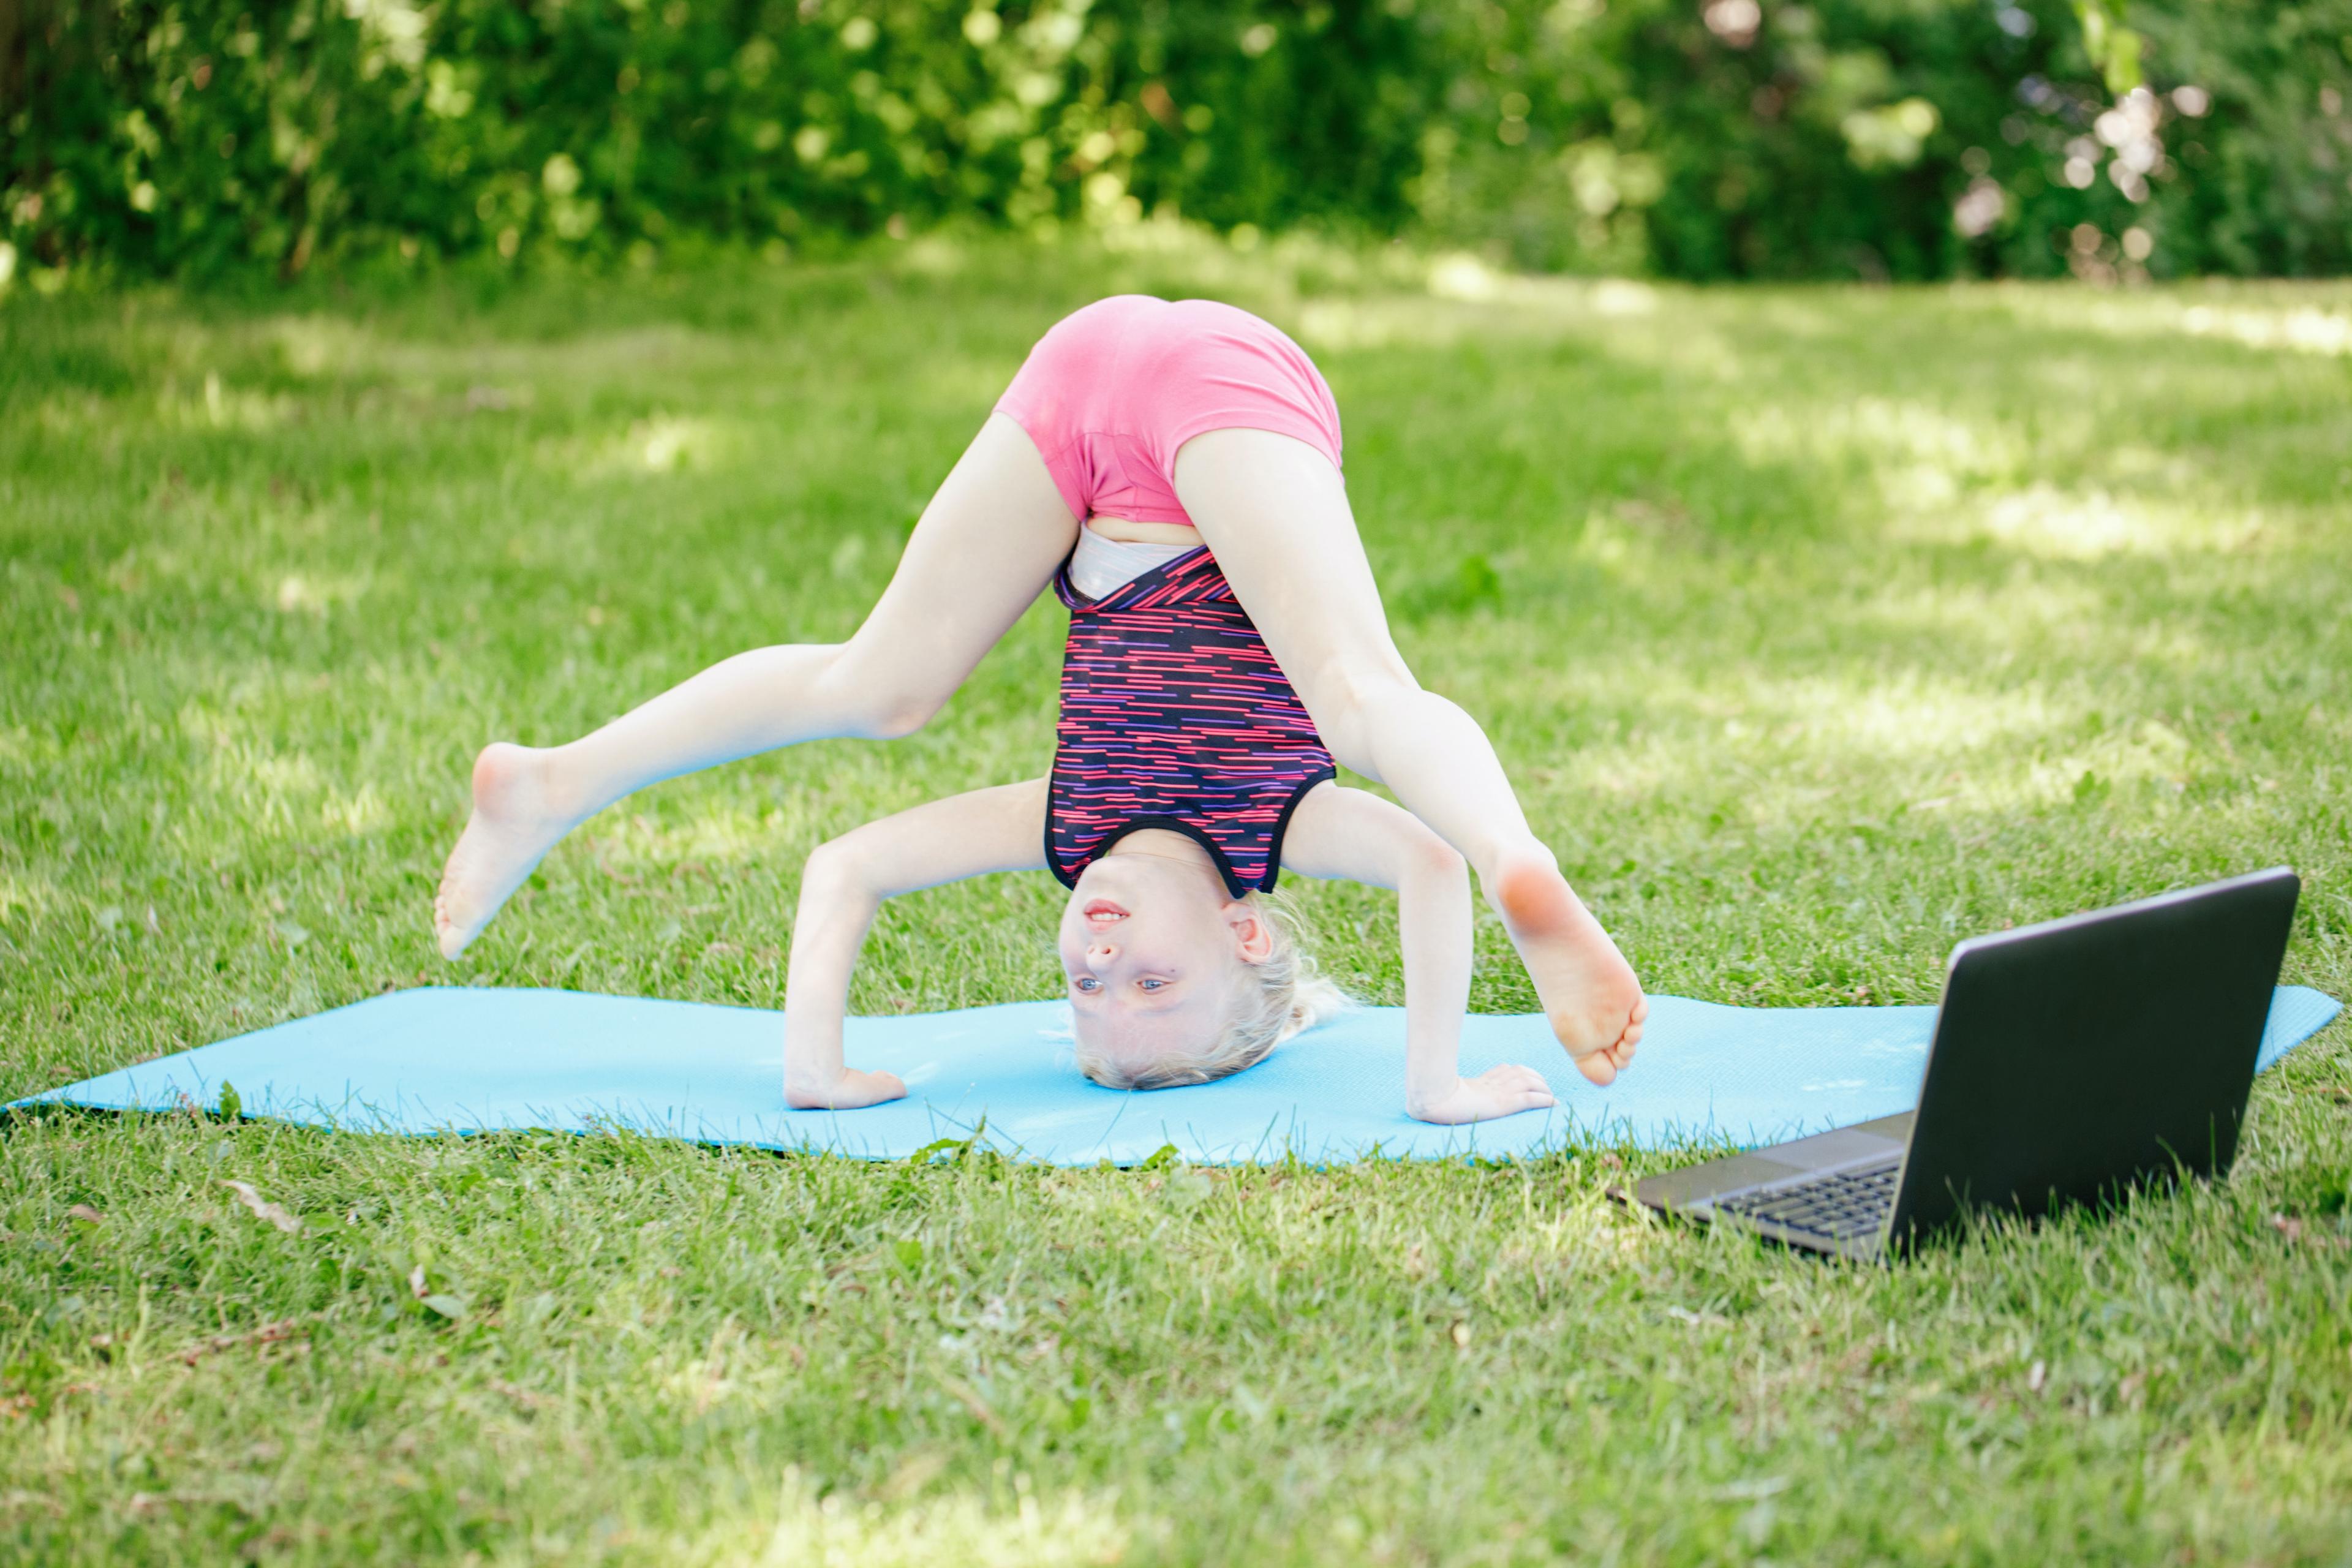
[1485,1065,1553,1103]
[1471,1066,1555,1114]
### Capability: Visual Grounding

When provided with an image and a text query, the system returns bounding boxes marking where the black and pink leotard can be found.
[993,295,1348,898]
[1046,548,1334,898]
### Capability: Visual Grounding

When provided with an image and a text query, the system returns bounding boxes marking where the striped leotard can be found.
[1046,548,1333,899]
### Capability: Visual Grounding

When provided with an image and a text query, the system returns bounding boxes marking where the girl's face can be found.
[1057,836,1272,1077]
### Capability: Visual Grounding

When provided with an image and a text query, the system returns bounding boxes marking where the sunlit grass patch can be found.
[1988,279,2352,359]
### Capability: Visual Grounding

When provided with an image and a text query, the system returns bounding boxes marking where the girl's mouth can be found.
[1083,899,1129,923]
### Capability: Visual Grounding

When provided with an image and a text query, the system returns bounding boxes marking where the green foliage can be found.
[3,0,2350,286]
[1415,0,2352,280]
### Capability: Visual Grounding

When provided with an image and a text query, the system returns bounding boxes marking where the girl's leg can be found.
[1172,427,1645,1082]
[433,413,1077,958]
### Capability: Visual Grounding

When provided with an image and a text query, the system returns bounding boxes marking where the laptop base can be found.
[1626,1113,1914,1262]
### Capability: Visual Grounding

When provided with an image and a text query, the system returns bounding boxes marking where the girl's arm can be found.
[784,777,1049,1109]
[1281,784,1556,1125]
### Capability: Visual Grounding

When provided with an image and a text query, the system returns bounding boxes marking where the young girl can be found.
[434,295,1647,1123]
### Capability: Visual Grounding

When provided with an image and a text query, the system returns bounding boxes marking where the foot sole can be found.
[1493,856,1646,1085]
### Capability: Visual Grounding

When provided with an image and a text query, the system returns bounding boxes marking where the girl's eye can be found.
[1072,977,1101,993]
[1137,978,1164,992]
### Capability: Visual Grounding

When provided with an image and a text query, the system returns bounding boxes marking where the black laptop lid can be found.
[1890,867,2299,1245]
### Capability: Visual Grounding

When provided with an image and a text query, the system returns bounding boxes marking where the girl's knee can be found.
[858,699,938,741]
[851,682,948,740]
[814,646,949,740]
[1302,668,1419,777]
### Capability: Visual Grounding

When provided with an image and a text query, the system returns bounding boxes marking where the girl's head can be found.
[1057,832,1347,1090]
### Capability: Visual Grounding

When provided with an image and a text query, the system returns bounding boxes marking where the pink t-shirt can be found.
[993,295,1344,528]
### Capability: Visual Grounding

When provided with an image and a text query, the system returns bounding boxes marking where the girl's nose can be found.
[1087,938,1118,964]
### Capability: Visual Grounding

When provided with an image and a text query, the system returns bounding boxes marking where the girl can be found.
[434,295,1647,1121]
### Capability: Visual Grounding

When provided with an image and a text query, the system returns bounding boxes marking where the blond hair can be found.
[1075,891,1351,1091]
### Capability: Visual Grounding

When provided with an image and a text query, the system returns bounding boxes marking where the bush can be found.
[3,0,2347,287]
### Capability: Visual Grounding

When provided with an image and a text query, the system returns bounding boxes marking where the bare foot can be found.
[432,743,577,960]
[1491,853,1647,1086]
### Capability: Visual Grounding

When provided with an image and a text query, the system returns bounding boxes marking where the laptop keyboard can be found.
[1714,1157,1902,1242]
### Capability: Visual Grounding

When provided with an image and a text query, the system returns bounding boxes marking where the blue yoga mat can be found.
[24,985,2340,1166]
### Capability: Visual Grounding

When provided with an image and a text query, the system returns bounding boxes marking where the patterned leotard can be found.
[1047,548,1334,899]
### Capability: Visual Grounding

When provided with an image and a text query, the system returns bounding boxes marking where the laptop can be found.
[1621,867,2301,1261]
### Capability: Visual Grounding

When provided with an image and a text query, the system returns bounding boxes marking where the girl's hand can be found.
[785,1066,908,1111]
[1407,1064,1556,1125]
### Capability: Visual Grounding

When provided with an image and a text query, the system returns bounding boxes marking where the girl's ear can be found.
[1226,901,1275,963]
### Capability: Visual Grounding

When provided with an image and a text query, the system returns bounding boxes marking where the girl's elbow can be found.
[1409,834,1468,884]
[801,837,872,898]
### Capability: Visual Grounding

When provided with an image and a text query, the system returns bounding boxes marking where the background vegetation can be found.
[7,0,2352,290]
[2,238,2348,1561]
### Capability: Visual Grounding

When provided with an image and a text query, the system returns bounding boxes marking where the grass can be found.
[2,232,2350,1564]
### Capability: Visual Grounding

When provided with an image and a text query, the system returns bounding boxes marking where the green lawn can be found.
[3,236,2349,1565]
